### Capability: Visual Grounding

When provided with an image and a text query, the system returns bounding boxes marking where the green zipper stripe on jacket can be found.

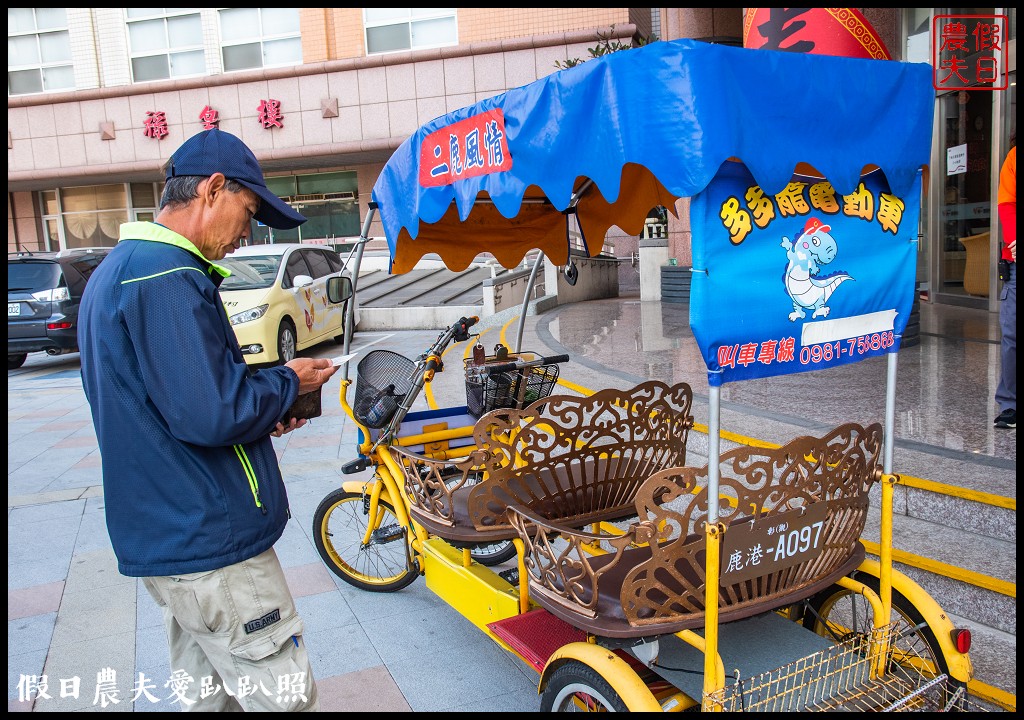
[120,267,207,285]
[233,444,263,510]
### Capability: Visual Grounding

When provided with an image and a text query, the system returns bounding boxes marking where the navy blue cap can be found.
[166,128,306,230]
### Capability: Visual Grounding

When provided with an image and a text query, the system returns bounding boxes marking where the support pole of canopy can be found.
[883,352,897,475]
[878,351,899,630]
[708,386,721,524]
[340,202,376,383]
[513,251,544,354]
[513,179,595,353]
[700,384,724,705]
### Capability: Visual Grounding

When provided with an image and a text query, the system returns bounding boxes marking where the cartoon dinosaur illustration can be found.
[781,217,853,321]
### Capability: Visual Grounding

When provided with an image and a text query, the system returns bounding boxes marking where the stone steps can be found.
[862,506,1016,698]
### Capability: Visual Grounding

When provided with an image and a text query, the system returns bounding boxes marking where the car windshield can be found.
[8,261,62,292]
[219,255,282,290]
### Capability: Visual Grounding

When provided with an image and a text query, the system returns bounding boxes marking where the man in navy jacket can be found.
[79,128,335,711]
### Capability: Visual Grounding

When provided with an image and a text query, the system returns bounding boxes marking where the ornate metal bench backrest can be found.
[466,380,695,530]
[513,422,882,627]
[621,421,883,625]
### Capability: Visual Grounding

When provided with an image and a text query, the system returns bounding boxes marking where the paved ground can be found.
[8,323,561,712]
[7,297,1016,711]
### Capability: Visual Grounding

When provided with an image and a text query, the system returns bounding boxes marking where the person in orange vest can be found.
[994,134,1015,429]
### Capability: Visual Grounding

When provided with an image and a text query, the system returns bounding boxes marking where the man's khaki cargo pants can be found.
[143,547,320,711]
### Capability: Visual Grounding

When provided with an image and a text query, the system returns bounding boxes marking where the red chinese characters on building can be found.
[199,105,220,130]
[257,99,284,129]
[418,109,513,188]
[932,15,1008,91]
[143,111,169,140]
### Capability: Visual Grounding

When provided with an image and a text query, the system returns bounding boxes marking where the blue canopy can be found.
[372,38,934,274]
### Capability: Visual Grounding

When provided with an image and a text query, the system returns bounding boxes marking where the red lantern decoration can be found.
[743,8,892,60]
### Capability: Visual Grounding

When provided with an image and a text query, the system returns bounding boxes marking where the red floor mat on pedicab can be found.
[488,608,587,672]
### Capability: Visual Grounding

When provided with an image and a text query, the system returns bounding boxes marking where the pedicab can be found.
[314,37,983,711]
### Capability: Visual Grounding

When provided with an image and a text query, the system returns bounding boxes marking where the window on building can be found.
[8,8,74,96]
[38,182,166,251]
[59,184,128,249]
[251,171,361,247]
[131,181,163,222]
[125,8,204,83]
[219,8,302,72]
[364,8,457,55]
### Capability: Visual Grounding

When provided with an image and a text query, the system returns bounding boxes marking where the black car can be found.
[8,247,110,369]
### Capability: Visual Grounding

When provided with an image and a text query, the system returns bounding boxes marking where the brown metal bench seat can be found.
[388,380,695,546]
[507,422,883,638]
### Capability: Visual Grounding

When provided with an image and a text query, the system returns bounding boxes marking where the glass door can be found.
[936,88,993,306]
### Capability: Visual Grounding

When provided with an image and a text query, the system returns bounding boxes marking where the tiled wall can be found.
[8,191,41,253]
[67,9,100,90]
[300,9,331,64]
[94,8,131,88]
[457,9,629,44]
[331,9,367,60]
[8,29,618,251]
[6,7,669,253]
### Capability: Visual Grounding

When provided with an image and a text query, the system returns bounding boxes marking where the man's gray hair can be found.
[160,175,249,211]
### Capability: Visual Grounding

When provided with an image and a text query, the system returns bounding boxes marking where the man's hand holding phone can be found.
[271,417,306,437]
[274,358,339,433]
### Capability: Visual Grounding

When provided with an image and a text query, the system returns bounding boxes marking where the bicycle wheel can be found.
[541,660,630,712]
[313,488,418,592]
[803,573,966,709]
[469,539,517,566]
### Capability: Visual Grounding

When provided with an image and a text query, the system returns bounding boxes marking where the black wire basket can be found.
[464,351,560,418]
[354,350,416,428]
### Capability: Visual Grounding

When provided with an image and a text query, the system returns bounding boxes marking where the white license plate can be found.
[8,302,21,317]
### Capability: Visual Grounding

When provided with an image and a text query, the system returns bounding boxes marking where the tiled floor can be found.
[532,297,1014,462]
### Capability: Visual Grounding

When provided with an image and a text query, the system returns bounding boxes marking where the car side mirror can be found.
[327,275,353,304]
[292,274,314,289]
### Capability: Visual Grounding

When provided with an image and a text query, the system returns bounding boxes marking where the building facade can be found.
[7,8,1017,311]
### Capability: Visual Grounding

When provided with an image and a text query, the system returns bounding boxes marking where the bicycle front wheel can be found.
[313,488,418,592]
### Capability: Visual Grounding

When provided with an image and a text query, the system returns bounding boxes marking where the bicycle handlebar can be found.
[451,315,479,343]
[369,315,480,449]
[479,354,570,375]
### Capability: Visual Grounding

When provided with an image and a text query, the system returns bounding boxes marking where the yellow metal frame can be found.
[691,467,973,709]
[871,472,972,683]
[333,344,981,712]
[420,538,523,635]
[700,522,725,710]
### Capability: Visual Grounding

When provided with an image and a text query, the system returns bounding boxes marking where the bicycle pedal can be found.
[498,568,520,586]
[370,524,405,544]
